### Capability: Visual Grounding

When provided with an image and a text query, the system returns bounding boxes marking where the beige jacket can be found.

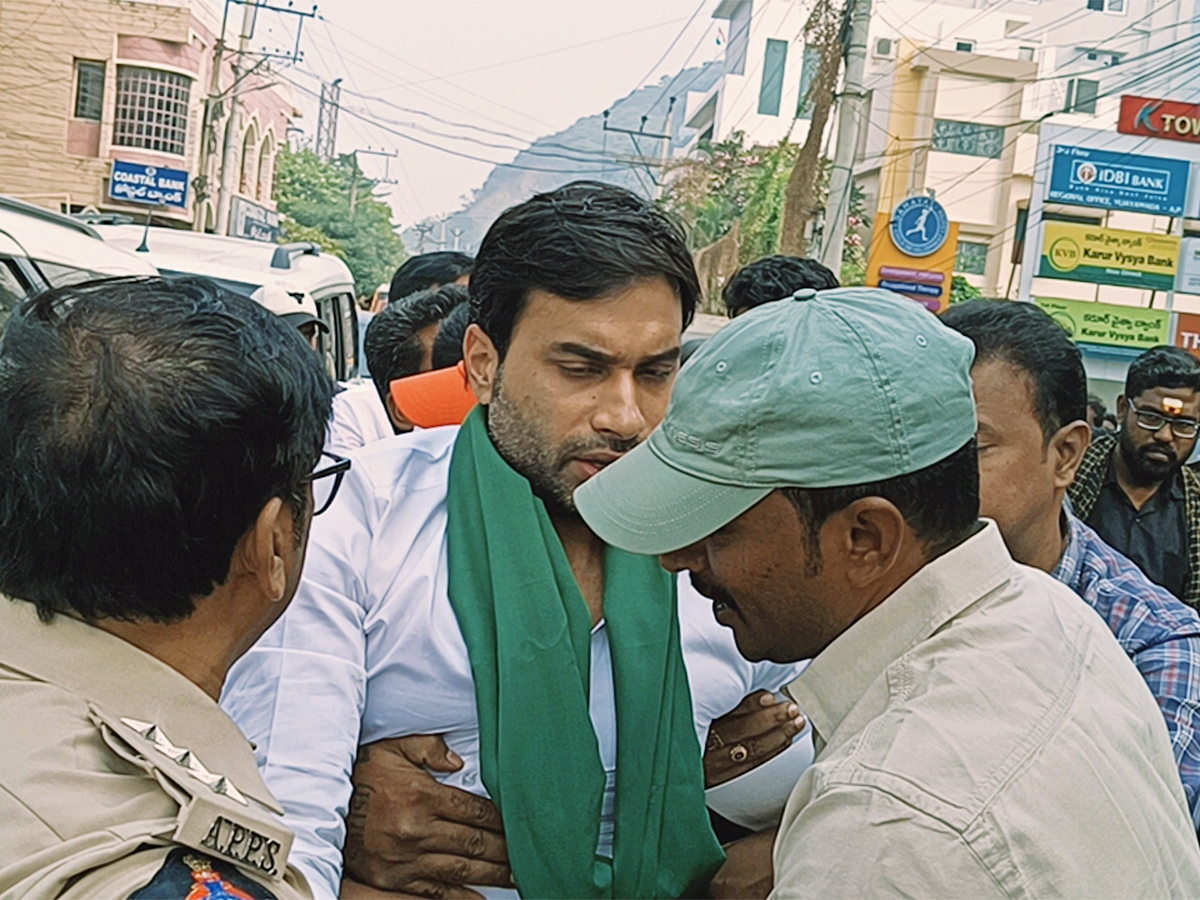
[774,522,1200,899]
[0,597,311,899]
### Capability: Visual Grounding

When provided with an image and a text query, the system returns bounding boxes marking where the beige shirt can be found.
[0,597,310,900]
[774,521,1200,899]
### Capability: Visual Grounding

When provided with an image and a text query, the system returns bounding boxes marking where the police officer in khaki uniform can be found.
[0,276,341,899]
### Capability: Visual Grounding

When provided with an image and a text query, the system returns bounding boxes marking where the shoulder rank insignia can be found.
[129,848,276,900]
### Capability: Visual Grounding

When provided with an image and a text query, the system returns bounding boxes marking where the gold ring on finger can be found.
[729,743,749,763]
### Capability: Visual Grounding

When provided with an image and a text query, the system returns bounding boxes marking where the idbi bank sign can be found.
[1046,144,1189,216]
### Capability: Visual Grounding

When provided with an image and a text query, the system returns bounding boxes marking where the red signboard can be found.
[1177,312,1200,361]
[1119,95,1200,143]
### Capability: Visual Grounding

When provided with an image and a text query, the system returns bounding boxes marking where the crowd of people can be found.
[3,180,1200,899]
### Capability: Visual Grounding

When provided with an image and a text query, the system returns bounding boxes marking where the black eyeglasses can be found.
[304,451,351,515]
[1133,406,1200,439]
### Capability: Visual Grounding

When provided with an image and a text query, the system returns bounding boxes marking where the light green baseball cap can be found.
[574,287,977,555]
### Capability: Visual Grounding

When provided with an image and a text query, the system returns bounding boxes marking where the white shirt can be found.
[222,427,806,899]
[772,522,1200,898]
[325,381,394,456]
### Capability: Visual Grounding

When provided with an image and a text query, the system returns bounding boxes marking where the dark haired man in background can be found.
[327,285,467,454]
[1069,345,1200,606]
[222,183,808,899]
[579,287,1200,896]
[384,250,474,310]
[721,255,839,318]
[943,299,1200,831]
[0,277,337,898]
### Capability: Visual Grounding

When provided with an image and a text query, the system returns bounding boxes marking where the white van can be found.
[91,224,360,381]
[0,196,157,328]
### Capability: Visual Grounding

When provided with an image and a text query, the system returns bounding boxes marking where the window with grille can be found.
[932,119,1004,158]
[113,66,191,156]
[74,61,105,121]
[955,241,989,275]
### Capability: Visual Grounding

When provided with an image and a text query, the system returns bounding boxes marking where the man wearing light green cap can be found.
[576,287,1200,898]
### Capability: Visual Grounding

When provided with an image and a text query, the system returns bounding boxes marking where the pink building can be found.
[0,0,295,235]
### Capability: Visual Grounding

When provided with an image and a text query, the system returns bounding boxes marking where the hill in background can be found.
[402,61,722,254]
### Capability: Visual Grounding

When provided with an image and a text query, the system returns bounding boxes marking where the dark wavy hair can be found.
[0,276,333,622]
[389,251,473,303]
[941,299,1087,442]
[365,284,466,405]
[469,181,698,357]
[722,255,839,317]
[1125,345,1200,401]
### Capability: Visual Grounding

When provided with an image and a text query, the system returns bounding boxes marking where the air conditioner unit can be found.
[873,37,895,59]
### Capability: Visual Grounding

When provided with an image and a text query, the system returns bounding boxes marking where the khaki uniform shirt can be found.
[774,522,1200,899]
[0,597,311,899]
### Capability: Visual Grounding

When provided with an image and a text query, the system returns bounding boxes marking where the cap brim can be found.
[575,439,770,556]
[281,312,328,332]
[390,361,478,429]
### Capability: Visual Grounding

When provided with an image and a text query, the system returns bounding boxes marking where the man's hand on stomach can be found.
[342,735,511,899]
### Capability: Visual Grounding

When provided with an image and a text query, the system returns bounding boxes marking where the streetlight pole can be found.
[820,0,871,276]
[215,0,258,236]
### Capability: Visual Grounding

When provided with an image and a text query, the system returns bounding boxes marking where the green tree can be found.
[660,135,868,271]
[273,147,406,295]
[950,275,983,305]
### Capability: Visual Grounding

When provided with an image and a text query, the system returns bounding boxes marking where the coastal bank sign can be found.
[109,160,190,209]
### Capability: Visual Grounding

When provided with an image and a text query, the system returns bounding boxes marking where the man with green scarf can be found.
[221,182,810,900]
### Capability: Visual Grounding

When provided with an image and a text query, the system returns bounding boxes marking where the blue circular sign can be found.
[890,196,949,257]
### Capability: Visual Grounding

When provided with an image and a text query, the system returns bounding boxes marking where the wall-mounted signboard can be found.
[1035,297,1169,350]
[109,160,189,209]
[867,197,959,313]
[1037,221,1179,291]
[1119,95,1200,145]
[1046,144,1189,216]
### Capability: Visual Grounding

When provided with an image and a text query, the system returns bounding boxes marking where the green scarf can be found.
[445,408,725,899]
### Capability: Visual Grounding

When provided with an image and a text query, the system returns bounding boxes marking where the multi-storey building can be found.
[0,0,294,233]
[681,0,1200,297]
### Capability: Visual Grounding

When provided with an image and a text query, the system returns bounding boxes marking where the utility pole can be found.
[198,1,313,234]
[450,227,464,250]
[315,79,342,161]
[194,23,227,231]
[215,0,258,237]
[819,0,871,276]
[658,96,677,188]
[348,148,398,217]
[602,110,673,197]
[414,222,433,253]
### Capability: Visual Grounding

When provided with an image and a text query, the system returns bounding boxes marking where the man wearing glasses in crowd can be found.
[0,277,346,898]
[1069,347,1200,607]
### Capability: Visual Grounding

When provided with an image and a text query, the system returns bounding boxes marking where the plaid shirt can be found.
[1054,512,1200,830]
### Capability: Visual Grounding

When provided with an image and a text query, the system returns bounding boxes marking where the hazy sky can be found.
[253,0,721,227]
